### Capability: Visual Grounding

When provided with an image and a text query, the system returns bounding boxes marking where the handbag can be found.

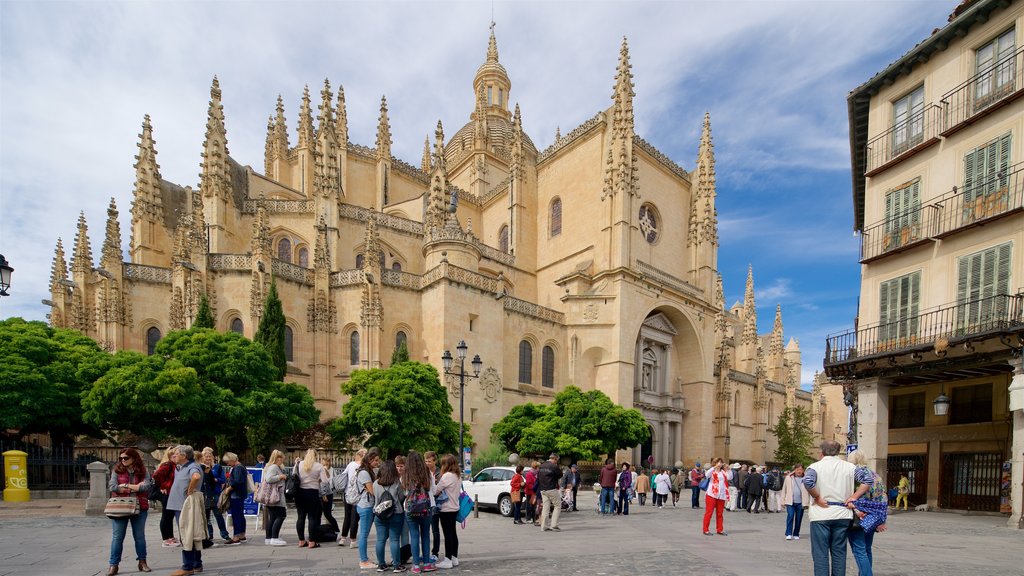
[246,472,256,494]
[254,478,281,505]
[217,489,231,513]
[284,468,300,499]
[104,496,140,518]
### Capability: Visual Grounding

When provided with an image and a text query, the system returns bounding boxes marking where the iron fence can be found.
[865,104,943,175]
[934,161,1024,236]
[941,47,1024,134]
[0,440,100,490]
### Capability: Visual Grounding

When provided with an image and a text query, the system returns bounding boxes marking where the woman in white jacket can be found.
[780,463,811,540]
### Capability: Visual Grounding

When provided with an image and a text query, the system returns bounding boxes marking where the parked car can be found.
[462,466,515,517]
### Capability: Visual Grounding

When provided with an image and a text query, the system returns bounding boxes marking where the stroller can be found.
[560,489,574,512]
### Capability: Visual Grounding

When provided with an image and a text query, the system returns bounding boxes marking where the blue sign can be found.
[462,447,471,475]
[846,443,858,454]
[243,467,262,517]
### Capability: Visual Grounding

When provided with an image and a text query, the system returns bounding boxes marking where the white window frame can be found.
[883,179,921,250]
[975,28,1016,104]
[893,85,925,154]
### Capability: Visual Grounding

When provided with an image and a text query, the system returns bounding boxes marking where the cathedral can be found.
[46,30,834,466]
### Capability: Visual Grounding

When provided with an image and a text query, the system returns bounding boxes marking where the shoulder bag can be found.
[105,496,140,518]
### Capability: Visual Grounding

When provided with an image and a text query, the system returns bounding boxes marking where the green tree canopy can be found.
[193,293,215,329]
[0,318,110,445]
[490,386,649,461]
[390,339,409,366]
[769,406,816,468]
[328,362,464,458]
[254,279,287,381]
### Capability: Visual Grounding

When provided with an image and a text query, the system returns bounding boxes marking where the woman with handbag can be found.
[200,448,230,543]
[106,448,152,575]
[702,458,732,536]
[152,447,179,548]
[262,450,288,545]
[509,465,525,525]
[222,452,248,545]
[295,448,328,548]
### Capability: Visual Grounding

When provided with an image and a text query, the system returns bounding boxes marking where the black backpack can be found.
[373,487,395,520]
[770,472,783,492]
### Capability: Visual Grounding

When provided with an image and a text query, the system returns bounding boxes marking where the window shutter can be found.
[909,181,921,227]
[994,242,1012,296]
[997,133,1012,176]
[879,279,892,342]
[963,147,977,203]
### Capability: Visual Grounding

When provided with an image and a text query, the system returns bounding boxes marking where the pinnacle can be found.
[276,94,284,115]
[375,95,392,156]
[486,24,499,64]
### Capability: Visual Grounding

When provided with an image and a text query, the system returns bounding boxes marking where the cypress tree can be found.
[193,293,215,329]
[391,339,409,366]
[255,278,287,380]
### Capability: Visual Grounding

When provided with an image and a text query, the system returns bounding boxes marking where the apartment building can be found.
[825,0,1024,525]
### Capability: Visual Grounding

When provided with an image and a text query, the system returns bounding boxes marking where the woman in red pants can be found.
[702,458,733,536]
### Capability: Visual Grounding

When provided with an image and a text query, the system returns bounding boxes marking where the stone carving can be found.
[339,203,424,236]
[209,254,253,271]
[272,258,314,285]
[504,296,565,324]
[633,135,689,181]
[583,304,598,323]
[330,269,364,287]
[169,286,185,330]
[241,199,314,214]
[381,269,420,291]
[635,260,703,298]
[538,113,603,162]
[642,312,678,335]
[307,289,337,333]
[124,263,172,284]
[480,367,501,403]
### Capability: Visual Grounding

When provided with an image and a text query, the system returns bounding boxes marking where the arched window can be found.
[518,340,533,384]
[396,331,407,350]
[350,331,360,366]
[355,254,364,269]
[230,318,244,334]
[499,225,509,254]
[379,251,386,269]
[277,238,292,263]
[542,346,555,388]
[391,261,402,272]
[550,198,562,237]
[297,247,309,268]
[146,327,161,356]
[284,325,294,362]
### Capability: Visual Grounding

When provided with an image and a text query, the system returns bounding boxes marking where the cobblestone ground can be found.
[0,494,1019,576]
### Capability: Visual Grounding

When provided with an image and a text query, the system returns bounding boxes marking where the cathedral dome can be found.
[443,114,537,168]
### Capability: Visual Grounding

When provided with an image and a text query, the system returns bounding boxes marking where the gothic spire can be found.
[314,79,339,198]
[50,238,68,293]
[742,265,758,345]
[272,95,289,156]
[375,95,392,161]
[486,25,499,64]
[421,136,432,173]
[769,304,784,357]
[364,210,382,278]
[314,216,330,271]
[554,126,561,142]
[426,120,449,229]
[72,212,93,274]
[131,114,162,225]
[317,79,335,135]
[335,85,348,148]
[101,198,122,269]
[200,76,230,199]
[264,116,275,176]
[297,85,314,148]
[511,103,524,180]
[611,36,635,138]
[690,111,719,247]
[604,37,637,200]
[252,200,270,258]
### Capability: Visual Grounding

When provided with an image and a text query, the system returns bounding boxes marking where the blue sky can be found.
[0,1,954,386]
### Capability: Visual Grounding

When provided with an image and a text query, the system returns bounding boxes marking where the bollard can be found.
[474,493,479,518]
[84,460,110,516]
[2,450,30,502]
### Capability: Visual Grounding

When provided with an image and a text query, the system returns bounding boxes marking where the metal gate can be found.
[888,454,927,506]
[939,452,1001,512]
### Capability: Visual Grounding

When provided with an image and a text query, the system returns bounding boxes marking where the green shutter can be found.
[964,147,978,203]
[879,279,892,342]
[909,272,921,336]
[994,242,1012,295]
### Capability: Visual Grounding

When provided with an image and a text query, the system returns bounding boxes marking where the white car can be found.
[462,466,516,517]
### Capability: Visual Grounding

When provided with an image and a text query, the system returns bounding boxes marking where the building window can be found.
[956,242,1012,329]
[230,318,244,334]
[391,261,402,272]
[355,254,364,269]
[499,225,509,254]
[146,327,161,356]
[879,271,920,343]
[889,392,925,428]
[550,198,562,237]
[892,85,924,154]
[975,28,1016,105]
[949,384,993,424]
[518,340,532,384]
[284,325,294,362]
[350,331,360,366]
[498,87,504,107]
[297,247,309,268]
[396,330,407,351]
[884,179,920,250]
[487,86,493,106]
[277,238,292,263]
[638,203,659,244]
[963,133,1011,205]
[542,346,555,388]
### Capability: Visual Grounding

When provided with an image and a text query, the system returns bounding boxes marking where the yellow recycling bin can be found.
[3,450,30,502]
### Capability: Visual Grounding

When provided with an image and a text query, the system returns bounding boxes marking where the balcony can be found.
[859,205,937,263]
[941,47,1024,137]
[865,104,942,176]
[824,292,1024,371]
[934,161,1024,237]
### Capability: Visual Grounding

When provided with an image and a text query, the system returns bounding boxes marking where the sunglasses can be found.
[119,456,131,461]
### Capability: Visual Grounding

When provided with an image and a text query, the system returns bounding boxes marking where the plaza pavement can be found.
[0,492,1019,576]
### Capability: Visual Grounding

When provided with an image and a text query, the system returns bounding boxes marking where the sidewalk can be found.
[0,493,1019,575]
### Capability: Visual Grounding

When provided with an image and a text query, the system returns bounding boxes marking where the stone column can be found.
[85,461,110,516]
[857,377,890,482]
[1007,355,1024,529]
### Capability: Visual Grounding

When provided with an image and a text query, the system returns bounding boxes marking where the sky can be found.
[0,0,956,387]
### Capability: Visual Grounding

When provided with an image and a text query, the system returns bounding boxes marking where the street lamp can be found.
[0,254,13,297]
[442,340,482,477]
[834,424,842,440]
[933,386,951,416]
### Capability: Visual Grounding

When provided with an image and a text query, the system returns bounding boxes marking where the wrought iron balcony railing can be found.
[942,46,1024,136]
[859,204,937,262]
[865,104,942,176]
[824,292,1024,368]
[934,161,1024,236]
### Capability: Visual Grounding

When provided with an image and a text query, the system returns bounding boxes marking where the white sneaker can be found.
[451,557,459,567]
[786,535,793,540]
[794,536,800,540]
[339,536,350,547]
[435,558,453,569]
[264,538,271,545]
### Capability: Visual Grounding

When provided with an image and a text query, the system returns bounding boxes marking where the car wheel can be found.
[499,494,513,517]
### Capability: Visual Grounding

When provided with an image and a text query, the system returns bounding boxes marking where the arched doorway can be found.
[639,425,655,469]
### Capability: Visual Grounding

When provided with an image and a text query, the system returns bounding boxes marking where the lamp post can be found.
[0,254,12,297]
[442,340,482,477]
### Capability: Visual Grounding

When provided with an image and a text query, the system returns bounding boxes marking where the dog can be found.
[914,503,929,512]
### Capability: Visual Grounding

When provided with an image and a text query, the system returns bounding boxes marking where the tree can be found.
[193,293,215,329]
[254,278,287,381]
[328,362,464,458]
[390,339,409,366]
[769,406,816,467]
[490,386,649,461]
[0,318,111,446]
[241,381,320,455]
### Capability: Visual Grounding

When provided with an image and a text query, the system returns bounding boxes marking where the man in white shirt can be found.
[803,441,870,576]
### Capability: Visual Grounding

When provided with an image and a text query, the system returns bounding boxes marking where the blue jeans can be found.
[810,519,849,576]
[848,527,874,576]
[407,513,432,566]
[357,505,375,561]
[109,509,148,566]
[785,504,805,537]
[207,502,229,539]
[173,510,202,570]
[599,487,615,513]
[228,496,246,536]
[691,485,701,508]
[617,489,630,514]
[375,512,404,566]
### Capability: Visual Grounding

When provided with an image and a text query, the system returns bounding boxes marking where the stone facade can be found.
[47,30,829,467]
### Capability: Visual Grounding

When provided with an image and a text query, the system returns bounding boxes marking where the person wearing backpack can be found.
[402,451,435,574]
[261,450,289,546]
[767,467,784,513]
[432,454,461,569]
[356,448,382,570]
[340,448,366,547]
[373,460,407,572]
[221,452,249,546]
